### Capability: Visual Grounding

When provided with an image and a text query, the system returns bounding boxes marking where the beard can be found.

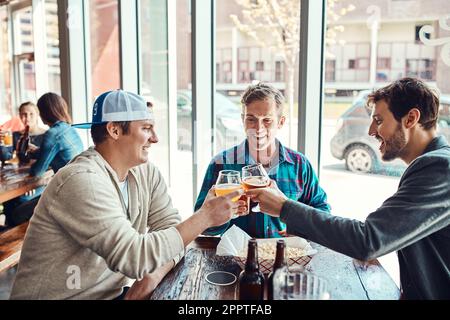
[381,124,406,161]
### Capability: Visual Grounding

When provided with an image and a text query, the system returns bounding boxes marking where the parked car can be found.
[177,90,246,151]
[330,91,450,175]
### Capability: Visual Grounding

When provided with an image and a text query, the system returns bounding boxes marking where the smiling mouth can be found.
[251,134,267,140]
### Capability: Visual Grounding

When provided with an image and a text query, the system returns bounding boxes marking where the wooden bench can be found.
[0,222,28,273]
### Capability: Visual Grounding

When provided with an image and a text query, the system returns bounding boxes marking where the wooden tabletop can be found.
[149,236,400,300]
[0,222,28,273]
[0,164,53,203]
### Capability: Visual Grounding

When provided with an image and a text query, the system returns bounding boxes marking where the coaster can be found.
[205,271,237,286]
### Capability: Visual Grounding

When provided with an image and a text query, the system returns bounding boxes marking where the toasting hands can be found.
[245,180,288,217]
[201,186,248,227]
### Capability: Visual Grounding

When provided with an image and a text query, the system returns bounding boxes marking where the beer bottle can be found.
[267,239,287,300]
[238,239,265,300]
[17,125,30,164]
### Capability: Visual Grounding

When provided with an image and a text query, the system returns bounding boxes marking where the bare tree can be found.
[231,0,354,147]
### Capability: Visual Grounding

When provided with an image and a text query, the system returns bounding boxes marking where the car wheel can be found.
[344,144,377,174]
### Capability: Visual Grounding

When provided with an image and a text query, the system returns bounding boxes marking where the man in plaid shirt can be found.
[194,83,330,238]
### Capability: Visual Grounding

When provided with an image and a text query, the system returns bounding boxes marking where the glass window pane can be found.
[0,7,13,123]
[13,8,34,55]
[322,0,450,287]
[45,0,61,95]
[174,0,193,219]
[140,0,170,181]
[215,0,300,152]
[12,7,36,103]
[89,0,121,99]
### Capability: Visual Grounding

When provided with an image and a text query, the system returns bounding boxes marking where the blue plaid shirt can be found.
[194,139,330,238]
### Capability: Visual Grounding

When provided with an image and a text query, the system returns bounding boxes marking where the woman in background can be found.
[4,93,83,227]
[28,92,83,176]
[15,101,47,150]
[0,102,46,162]
[2,102,47,227]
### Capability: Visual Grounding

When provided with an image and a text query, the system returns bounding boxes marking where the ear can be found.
[404,108,421,129]
[278,115,286,129]
[106,122,120,140]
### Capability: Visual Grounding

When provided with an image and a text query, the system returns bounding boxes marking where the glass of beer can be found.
[273,267,330,300]
[241,163,270,212]
[215,170,243,219]
[3,131,13,147]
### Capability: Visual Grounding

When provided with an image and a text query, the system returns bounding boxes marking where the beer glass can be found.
[215,170,243,219]
[273,266,330,300]
[241,163,270,212]
[3,131,13,147]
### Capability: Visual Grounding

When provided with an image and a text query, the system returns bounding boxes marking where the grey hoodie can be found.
[10,147,185,299]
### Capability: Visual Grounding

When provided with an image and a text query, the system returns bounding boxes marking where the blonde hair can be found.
[241,82,285,117]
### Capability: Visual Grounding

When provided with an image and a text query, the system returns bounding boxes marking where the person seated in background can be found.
[0,102,47,162]
[4,93,83,227]
[1,102,47,227]
[195,82,330,238]
[28,92,83,177]
[10,90,246,300]
[246,77,450,299]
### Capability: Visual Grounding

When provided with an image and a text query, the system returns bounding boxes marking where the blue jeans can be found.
[4,192,42,227]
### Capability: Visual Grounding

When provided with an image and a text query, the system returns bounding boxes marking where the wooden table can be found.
[0,221,28,273]
[149,236,400,300]
[0,164,53,203]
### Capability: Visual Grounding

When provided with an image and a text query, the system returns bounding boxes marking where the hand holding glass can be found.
[241,164,270,212]
[215,170,243,219]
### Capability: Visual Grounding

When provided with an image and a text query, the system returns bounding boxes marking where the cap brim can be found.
[72,123,94,129]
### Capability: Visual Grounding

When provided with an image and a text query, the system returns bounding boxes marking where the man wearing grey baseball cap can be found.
[11,90,247,300]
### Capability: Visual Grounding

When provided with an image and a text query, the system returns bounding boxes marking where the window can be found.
[139,0,170,181]
[377,57,391,69]
[255,61,264,71]
[406,59,435,80]
[275,60,285,82]
[238,48,250,83]
[0,7,12,122]
[325,60,336,82]
[377,57,391,81]
[356,58,369,69]
[216,48,232,83]
[323,0,450,289]
[216,0,301,152]
[348,59,356,69]
[12,7,36,103]
[238,60,250,82]
[89,0,121,100]
[173,0,193,219]
[46,0,61,94]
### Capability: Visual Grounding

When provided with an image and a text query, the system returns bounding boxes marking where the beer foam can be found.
[242,176,269,187]
[215,183,241,189]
